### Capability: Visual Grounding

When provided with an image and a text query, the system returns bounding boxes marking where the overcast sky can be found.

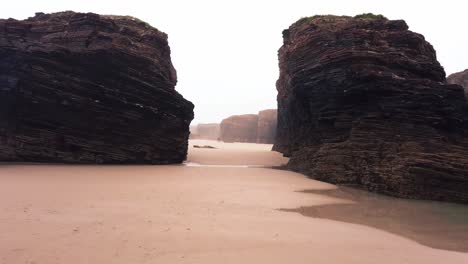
[2,0,467,124]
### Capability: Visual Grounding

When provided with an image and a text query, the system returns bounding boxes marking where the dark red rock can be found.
[220,114,258,143]
[0,11,194,164]
[257,109,277,144]
[447,69,468,97]
[274,15,468,203]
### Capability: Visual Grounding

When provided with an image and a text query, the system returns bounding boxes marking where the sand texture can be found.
[0,140,467,263]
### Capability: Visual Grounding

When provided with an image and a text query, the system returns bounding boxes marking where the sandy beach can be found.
[0,139,467,264]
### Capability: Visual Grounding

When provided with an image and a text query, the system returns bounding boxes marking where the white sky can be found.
[2,0,467,124]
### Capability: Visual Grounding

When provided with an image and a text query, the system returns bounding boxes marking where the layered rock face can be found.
[447,69,468,97]
[220,114,258,143]
[274,15,468,203]
[257,109,277,143]
[0,12,194,164]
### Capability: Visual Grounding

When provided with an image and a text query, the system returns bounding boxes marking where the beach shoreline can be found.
[0,140,467,263]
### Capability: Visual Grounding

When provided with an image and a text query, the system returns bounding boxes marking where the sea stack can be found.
[0,11,194,164]
[274,14,468,203]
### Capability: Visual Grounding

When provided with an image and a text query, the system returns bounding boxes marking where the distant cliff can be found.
[189,125,199,138]
[219,110,277,143]
[274,14,468,203]
[257,109,277,143]
[220,114,258,143]
[447,69,468,97]
[0,11,194,164]
[191,123,220,140]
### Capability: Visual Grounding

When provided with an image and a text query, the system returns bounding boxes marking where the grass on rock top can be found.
[354,13,388,20]
[295,13,388,26]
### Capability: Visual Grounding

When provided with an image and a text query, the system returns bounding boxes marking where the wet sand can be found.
[187,139,288,166]
[282,187,468,252]
[0,140,467,263]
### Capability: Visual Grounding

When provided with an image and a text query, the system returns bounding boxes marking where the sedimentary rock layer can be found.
[0,11,194,164]
[274,15,468,203]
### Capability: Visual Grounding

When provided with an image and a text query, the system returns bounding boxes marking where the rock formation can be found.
[219,110,277,144]
[257,109,277,143]
[220,114,258,143]
[0,11,194,164]
[274,14,468,203]
[447,69,468,97]
[197,123,220,140]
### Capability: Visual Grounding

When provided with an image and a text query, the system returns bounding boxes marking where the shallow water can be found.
[183,161,269,168]
[282,186,468,252]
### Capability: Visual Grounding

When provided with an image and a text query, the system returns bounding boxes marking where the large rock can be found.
[447,69,468,97]
[0,11,194,164]
[257,109,277,143]
[220,114,258,143]
[274,14,468,203]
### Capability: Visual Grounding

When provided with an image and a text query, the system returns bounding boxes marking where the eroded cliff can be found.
[220,114,258,143]
[274,15,468,203]
[219,109,277,144]
[0,11,194,164]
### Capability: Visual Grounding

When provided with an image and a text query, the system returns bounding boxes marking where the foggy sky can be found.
[2,0,467,124]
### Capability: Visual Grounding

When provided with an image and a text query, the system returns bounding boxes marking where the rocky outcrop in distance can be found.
[189,125,199,138]
[190,123,220,140]
[196,123,220,140]
[219,109,277,143]
[257,109,277,143]
[447,69,468,97]
[274,14,468,203]
[0,11,194,164]
[220,114,258,143]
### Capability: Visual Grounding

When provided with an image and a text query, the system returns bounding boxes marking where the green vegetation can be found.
[305,15,329,20]
[105,15,155,30]
[294,15,341,25]
[294,13,387,27]
[354,13,387,20]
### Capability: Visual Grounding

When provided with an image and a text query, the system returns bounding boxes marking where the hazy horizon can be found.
[2,0,467,124]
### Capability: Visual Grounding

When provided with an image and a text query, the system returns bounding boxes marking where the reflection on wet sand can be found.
[281,186,468,252]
